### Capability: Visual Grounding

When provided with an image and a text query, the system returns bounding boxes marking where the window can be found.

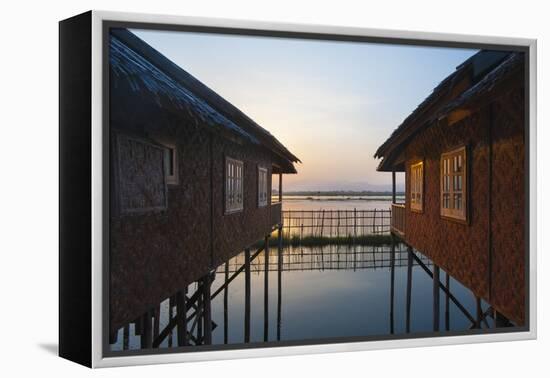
[410,161,423,212]
[258,167,268,207]
[225,157,244,213]
[441,147,467,221]
[164,144,178,185]
[116,134,168,214]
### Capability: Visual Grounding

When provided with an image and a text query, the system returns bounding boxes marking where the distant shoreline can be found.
[274,190,405,196]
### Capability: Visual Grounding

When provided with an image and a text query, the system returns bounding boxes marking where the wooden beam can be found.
[410,252,476,324]
[211,245,265,299]
[244,248,251,343]
[123,324,129,350]
[445,273,450,331]
[277,227,283,341]
[223,262,229,344]
[264,235,270,342]
[433,265,440,331]
[389,237,396,334]
[176,288,188,347]
[168,298,173,347]
[140,309,152,349]
[202,274,213,345]
[153,247,263,348]
[153,305,160,341]
[197,280,203,342]
[406,246,413,333]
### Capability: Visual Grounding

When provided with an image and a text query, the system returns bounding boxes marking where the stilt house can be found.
[108,29,299,334]
[375,51,526,325]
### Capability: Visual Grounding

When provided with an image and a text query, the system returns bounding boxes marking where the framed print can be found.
[59,10,537,368]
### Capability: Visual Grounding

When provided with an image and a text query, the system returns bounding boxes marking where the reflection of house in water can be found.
[109,29,299,342]
[375,51,526,326]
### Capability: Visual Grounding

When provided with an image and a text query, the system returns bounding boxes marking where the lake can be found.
[279,194,404,212]
[110,242,491,351]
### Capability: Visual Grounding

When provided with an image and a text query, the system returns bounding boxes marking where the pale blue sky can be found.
[132,29,476,191]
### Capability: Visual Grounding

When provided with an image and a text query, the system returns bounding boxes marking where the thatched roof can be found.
[110,29,300,173]
[374,50,524,172]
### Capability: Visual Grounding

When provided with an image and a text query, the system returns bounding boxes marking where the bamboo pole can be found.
[123,324,129,350]
[153,305,160,342]
[445,273,450,331]
[264,235,270,342]
[390,237,396,334]
[277,226,283,341]
[337,209,340,237]
[475,296,482,329]
[224,262,229,344]
[176,288,188,346]
[354,208,357,238]
[244,248,251,343]
[406,246,413,333]
[202,274,213,345]
[410,252,476,324]
[373,209,377,234]
[197,281,203,342]
[433,265,440,331]
[140,309,152,349]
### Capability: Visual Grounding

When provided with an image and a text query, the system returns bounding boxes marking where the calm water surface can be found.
[110,196,492,352]
[111,243,489,350]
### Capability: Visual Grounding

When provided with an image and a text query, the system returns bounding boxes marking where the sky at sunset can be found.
[132,29,476,192]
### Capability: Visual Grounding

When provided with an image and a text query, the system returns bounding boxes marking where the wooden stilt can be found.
[197,281,203,343]
[244,248,251,343]
[109,330,118,344]
[433,265,440,331]
[202,274,213,345]
[389,237,396,334]
[176,288,188,346]
[494,309,512,328]
[277,226,283,341]
[153,305,160,341]
[410,252,476,325]
[264,235,269,342]
[123,324,129,350]
[475,296,482,329]
[445,273,450,331]
[168,298,173,347]
[224,262,229,344]
[140,309,152,349]
[134,317,142,336]
[406,246,413,333]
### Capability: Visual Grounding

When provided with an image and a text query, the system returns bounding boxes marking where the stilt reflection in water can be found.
[110,239,515,351]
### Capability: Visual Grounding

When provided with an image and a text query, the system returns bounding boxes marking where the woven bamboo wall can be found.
[489,87,526,324]
[402,84,525,325]
[109,99,278,333]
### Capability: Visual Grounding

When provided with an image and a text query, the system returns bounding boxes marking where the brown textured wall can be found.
[489,87,525,324]
[211,138,274,268]
[404,110,491,301]
[402,84,525,325]
[109,102,277,333]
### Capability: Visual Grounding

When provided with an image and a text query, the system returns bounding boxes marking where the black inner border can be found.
[101,19,531,359]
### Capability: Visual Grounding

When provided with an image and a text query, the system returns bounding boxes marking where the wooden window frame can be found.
[258,166,268,208]
[225,157,244,214]
[163,143,178,185]
[410,160,424,213]
[440,146,468,222]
